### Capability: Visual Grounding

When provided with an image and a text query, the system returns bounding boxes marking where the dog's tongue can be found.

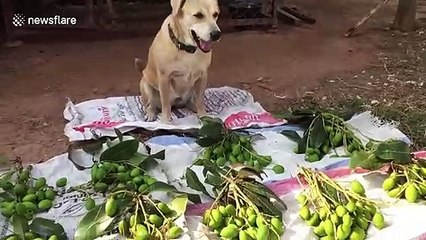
[199,40,212,52]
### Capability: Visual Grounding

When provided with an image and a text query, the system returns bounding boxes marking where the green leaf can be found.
[168,195,188,217]
[280,130,302,142]
[149,181,179,192]
[187,194,202,204]
[308,117,328,148]
[185,168,212,198]
[12,215,28,239]
[74,204,115,240]
[29,218,67,240]
[148,181,201,204]
[114,128,124,142]
[239,181,287,211]
[242,188,282,218]
[205,174,224,187]
[236,167,264,180]
[0,192,15,202]
[296,130,309,153]
[349,150,382,170]
[126,150,165,171]
[279,110,317,127]
[100,139,139,161]
[193,158,205,166]
[374,140,411,164]
[195,137,222,147]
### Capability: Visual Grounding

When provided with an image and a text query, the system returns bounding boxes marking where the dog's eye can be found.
[193,12,204,19]
[213,12,219,18]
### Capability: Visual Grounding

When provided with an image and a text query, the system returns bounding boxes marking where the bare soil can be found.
[1,0,421,163]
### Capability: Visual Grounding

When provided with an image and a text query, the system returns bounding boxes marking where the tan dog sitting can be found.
[135,0,221,124]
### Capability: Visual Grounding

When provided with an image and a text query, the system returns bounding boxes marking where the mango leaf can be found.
[374,140,411,164]
[100,139,139,161]
[239,181,287,211]
[308,117,328,148]
[280,130,302,142]
[236,167,264,180]
[199,117,224,135]
[74,204,115,240]
[0,235,16,240]
[193,158,205,166]
[185,168,212,198]
[12,215,28,239]
[149,181,202,204]
[30,218,67,240]
[242,188,282,218]
[205,174,224,187]
[279,110,317,127]
[126,150,165,171]
[203,161,222,176]
[149,181,179,192]
[349,150,382,170]
[296,130,309,153]
[0,192,15,202]
[195,137,221,147]
[168,195,188,217]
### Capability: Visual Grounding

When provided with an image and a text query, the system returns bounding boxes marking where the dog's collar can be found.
[168,24,197,54]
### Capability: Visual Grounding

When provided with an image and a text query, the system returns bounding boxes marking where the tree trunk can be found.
[393,0,417,31]
[0,0,15,42]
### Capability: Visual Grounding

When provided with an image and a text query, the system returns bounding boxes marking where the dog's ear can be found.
[134,58,144,73]
[171,0,186,16]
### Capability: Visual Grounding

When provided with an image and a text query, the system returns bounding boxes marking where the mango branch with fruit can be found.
[281,110,366,162]
[194,117,285,173]
[296,167,386,240]
[197,166,287,240]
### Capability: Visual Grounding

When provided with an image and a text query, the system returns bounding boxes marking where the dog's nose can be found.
[210,30,221,41]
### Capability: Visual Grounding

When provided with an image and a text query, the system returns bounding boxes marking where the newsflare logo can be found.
[12,13,77,27]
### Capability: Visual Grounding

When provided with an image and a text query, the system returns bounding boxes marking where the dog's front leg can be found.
[158,73,172,124]
[193,72,208,117]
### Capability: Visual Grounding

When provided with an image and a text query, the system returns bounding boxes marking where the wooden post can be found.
[393,0,417,31]
[85,0,95,27]
[1,0,15,42]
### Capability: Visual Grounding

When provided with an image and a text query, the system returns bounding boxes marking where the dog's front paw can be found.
[160,113,172,124]
[144,110,157,122]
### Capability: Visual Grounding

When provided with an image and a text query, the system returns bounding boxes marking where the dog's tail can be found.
[134,58,144,74]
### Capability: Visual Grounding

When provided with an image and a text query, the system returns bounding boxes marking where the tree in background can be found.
[393,0,417,31]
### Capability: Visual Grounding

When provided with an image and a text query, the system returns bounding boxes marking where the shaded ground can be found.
[1,0,423,163]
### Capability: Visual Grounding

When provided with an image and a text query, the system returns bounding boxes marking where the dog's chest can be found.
[169,69,203,100]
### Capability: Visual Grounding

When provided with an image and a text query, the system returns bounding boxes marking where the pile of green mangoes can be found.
[202,204,285,240]
[297,180,385,240]
[382,163,426,203]
[296,121,363,163]
[0,165,61,220]
[90,161,157,194]
[105,196,183,239]
[200,134,284,173]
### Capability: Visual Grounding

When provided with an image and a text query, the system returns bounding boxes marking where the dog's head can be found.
[171,0,221,53]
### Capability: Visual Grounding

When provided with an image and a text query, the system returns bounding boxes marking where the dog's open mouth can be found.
[191,30,212,53]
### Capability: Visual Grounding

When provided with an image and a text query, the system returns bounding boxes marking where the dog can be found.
[134,0,221,124]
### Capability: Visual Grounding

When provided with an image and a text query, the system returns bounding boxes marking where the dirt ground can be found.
[0,0,417,163]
